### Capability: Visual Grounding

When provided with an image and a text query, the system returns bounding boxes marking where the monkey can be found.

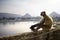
[30,11,53,32]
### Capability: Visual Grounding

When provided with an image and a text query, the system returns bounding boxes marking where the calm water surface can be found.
[0,21,38,36]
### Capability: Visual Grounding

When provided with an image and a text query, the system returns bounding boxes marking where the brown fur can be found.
[30,11,53,32]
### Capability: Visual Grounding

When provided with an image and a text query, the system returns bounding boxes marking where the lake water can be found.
[0,21,38,36]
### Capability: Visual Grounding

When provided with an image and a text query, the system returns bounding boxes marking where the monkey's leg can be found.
[42,26,50,40]
[42,25,51,32]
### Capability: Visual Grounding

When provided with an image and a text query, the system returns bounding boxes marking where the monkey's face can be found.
[41,12,45,16]
[40,11,46,17]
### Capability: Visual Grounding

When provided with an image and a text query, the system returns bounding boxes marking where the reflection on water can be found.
[0,21,38,36]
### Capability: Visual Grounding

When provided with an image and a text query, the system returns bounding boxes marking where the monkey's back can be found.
[44,15,53,26]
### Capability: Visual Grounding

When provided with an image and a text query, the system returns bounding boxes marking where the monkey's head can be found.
[40,11,46,17]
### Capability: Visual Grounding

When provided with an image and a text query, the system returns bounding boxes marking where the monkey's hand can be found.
[31,25,36,27]
[30,25,36,31]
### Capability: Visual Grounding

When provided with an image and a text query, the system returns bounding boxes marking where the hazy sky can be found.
[0,0,60,16]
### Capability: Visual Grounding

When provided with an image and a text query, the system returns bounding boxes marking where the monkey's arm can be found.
[36,18,45,25]
[32,18,45,26]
